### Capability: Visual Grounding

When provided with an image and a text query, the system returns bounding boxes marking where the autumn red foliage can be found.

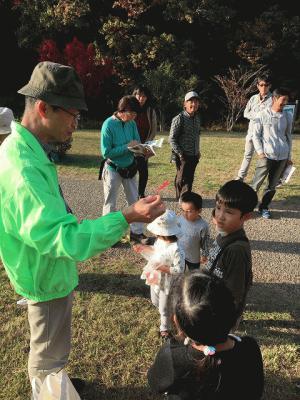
[39,37,113,97]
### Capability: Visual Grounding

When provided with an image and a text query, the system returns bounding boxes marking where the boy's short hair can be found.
[216,180,258,215]
[180,191,203,210]
[272,87,290,99]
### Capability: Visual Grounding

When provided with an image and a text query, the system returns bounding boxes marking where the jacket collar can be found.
[12,121,53,165]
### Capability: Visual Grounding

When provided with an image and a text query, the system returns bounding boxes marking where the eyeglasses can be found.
[57,107,80,123]
[258,83,270,87]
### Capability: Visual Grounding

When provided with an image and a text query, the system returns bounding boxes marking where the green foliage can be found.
[6,0,300,126]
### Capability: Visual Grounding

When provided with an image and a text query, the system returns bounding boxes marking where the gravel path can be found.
[60,176,300,289]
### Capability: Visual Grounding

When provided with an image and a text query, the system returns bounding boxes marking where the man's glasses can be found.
[57,107,80,123]
[258,83,270,87]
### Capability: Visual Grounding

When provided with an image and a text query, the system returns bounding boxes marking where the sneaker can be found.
[130,232,153,245]
[260,209,271,219]
[17,298,28,307]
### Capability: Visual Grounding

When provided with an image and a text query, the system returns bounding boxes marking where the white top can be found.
[252,108,293,160]
[243,93,272,137]
[178,216,210,263]
[141,238,185,295]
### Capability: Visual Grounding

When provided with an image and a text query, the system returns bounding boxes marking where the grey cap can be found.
[184,91,200,102]
[18,61,88,111]
[0,107,14,135]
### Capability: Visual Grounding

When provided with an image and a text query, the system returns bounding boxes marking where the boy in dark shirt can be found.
[203,180,258,322]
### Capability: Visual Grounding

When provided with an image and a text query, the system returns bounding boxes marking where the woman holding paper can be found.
[133,85,158,198]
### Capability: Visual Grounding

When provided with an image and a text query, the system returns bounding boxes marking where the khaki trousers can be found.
[27,292,73,384]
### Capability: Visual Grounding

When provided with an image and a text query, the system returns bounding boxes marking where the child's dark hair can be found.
[216,180,258,215]
[272,87,290,99]
[168,271,237,393]
[170,271,236,345]
[132,85,152,99]
[180,191,203,210]
[117,95,141,113]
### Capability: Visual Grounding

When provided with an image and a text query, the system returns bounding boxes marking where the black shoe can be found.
[71,378,86,394]
[130,232,153,245]
[139,193,145,199]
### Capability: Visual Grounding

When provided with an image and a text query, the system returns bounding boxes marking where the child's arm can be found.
[132,244,154,255]
[156,264,170,274]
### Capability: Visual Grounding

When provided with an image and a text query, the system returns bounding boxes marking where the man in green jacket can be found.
[0,61,165,395]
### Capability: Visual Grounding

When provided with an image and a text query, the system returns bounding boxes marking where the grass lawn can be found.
[0,130,299,399]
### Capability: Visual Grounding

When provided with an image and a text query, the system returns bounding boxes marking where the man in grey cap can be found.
[0,107,14,144]
[0,61,165,395]
[169,90,201,200]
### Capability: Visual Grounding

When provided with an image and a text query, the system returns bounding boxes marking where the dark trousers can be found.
[136,156,149,197]
[185,260,200,271]
[251,158,287,209]
[175,154,199,200]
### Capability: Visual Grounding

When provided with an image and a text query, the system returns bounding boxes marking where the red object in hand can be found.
[155,180,170,194]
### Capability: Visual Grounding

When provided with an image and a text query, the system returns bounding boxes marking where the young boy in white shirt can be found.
[178,192,210,271]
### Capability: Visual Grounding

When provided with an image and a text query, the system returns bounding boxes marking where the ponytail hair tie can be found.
[203,346,216,356]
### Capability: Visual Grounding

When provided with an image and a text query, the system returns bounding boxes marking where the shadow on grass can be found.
[57,153,100,169]
[79,372,300,400]
[202,198,300,217]
[81,383,159,400]
[239,282,300,345]
[77,272,149,298]
[262,372,300,400]
[250,239,299,254]
[248,282,300,315]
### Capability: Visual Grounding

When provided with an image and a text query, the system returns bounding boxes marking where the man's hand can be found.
[200,256,208,264]
[258,153,266,159]
[128,140,139,147]
[122,195,165,224]
[287,160,293,165]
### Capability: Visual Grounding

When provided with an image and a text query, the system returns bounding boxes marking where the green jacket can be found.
[0,122,128,301]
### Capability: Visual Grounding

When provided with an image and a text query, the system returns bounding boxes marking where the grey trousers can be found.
[150,287,170,332]
[237,134,255,180]
[102,164,144,234]
[251,158,287,209]
[27,292,74,384]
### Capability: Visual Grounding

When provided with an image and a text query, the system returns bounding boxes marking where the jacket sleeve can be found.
[244,97,257,120]
[285,111,293,160]
[148,107,157,141]
[2,172,128,262]
[101,120,129,159]
[147,343,175,393]
[169,114,183,156]
[133,120,141,143]
[252,116,264,155]
[221,244,249,311]
[243,98,253,120]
